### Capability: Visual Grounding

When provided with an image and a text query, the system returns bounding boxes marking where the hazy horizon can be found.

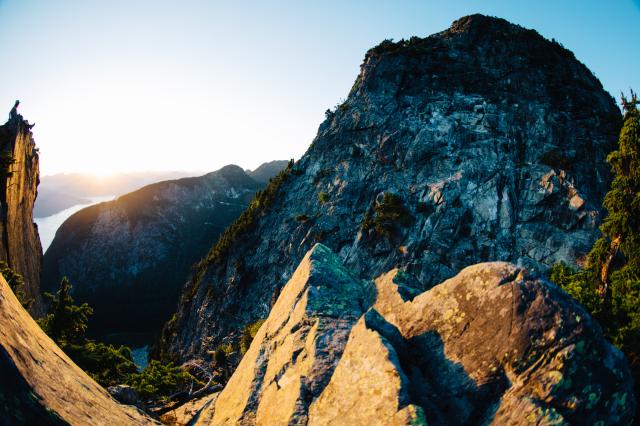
[1,0,638,176]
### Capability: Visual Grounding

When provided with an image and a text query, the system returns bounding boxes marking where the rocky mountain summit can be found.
[43,163,286,336]
[0,273,157,425]
[162,14,621,363]
[0,118,43,315]
[194,244,635,425]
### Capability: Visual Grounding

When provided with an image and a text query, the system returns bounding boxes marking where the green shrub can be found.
[0,150,14,180]
[215,343,235,358]
[295,214,309,222]
[368,37,426,56]
[362,193,413,237]
[239,319,265,355]
[318,192,329,204]
[126,360,197,400]
[0,261,32,309]
[211,343,236,372]
[370,38,398,55]
[64,341,138,388]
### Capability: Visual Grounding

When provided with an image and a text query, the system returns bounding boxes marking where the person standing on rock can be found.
[8,100,34,129]
[9,100,20,121]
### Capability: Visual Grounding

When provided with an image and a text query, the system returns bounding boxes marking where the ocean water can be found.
[102,332,153,370]
[131,346,150,370]
[35,195,114,252]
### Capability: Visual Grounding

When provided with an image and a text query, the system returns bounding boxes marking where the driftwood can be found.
[149,360,222,416]
[599,235,621,298]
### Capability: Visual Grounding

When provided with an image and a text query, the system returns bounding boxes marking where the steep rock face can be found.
[0,119,43,315]
[200,244,634,425]
[207,244,373,425]
[165,15,621,361]
[0,273,157,425]
[43,163,284,336]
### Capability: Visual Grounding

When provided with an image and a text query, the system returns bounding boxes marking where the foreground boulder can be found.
[164,14,622,365]
[0,274,157,425]
[108,384,141,407]
[199,244,634,425]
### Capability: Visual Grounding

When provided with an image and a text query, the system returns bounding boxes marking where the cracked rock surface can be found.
[199,244,635,425]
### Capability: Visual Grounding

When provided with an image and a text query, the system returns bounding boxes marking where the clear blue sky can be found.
[0,0,638,175]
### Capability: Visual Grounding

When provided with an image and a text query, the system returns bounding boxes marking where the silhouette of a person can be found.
[9,100,19,121]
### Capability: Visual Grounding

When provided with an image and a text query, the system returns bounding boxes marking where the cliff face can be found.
[163,15,621,362]
[199,245,635,425]
[43,163,286,336]
[0,273,157,425]
[0,119,43,315]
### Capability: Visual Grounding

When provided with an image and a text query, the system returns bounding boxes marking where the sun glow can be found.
[1,1,638,177]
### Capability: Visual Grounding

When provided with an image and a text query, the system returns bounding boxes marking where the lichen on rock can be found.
[202,245,635,425]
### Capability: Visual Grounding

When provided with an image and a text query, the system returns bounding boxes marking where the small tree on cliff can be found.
[38,277,93,345]
[0,261,32,309]
[37,277,139,387]
[551,91,640,376]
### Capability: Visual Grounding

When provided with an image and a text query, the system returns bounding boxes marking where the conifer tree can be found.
[0,261,32,309]
[38,277,93,345]
[592,92,640,301]
[551,91,640,393]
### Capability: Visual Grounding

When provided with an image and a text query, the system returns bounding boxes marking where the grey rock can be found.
[108,384,141,406]
[204,245,635,425]
[164,15,621,370]
[202,244,373,425]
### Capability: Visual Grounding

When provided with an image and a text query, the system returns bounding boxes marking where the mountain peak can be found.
[164,15,621,369]
[446,13,526,35]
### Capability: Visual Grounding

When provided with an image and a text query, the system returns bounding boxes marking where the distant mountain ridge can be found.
[42,161,287,338]
[35,171,196,217]
[247,160,290,184]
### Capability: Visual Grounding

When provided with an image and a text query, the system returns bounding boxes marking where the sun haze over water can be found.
[0,0,638,176]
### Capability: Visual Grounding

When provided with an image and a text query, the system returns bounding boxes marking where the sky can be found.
[0,1,638,176]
